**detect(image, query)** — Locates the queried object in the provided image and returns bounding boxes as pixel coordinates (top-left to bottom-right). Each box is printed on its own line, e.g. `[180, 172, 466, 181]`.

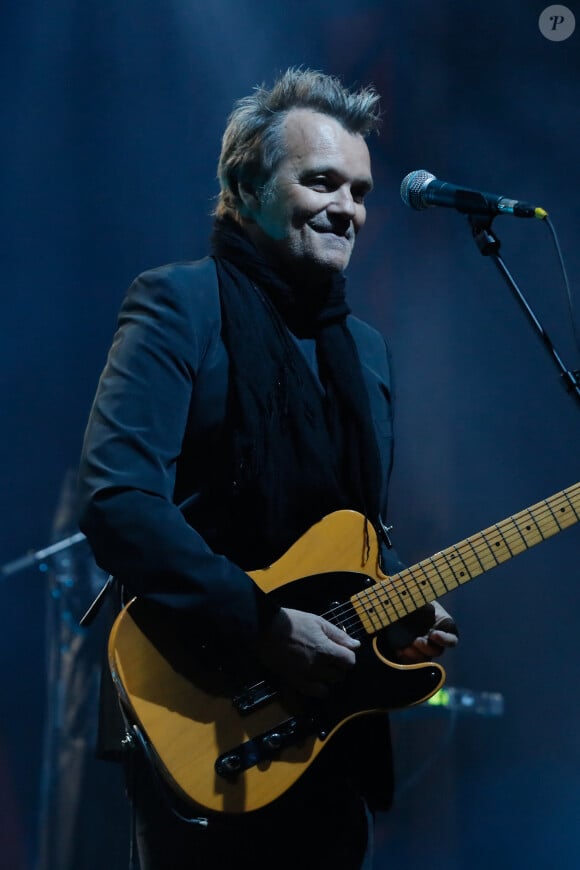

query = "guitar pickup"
[232, 681, 277, 714]
[215, 715, 318, 779]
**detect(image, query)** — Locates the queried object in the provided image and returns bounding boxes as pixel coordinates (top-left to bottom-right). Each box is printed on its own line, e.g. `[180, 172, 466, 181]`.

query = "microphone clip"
[468, 213, 501, 257]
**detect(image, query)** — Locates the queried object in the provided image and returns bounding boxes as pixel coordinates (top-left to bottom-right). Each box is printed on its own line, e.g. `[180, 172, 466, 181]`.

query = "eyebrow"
[301, 165, 374, 191]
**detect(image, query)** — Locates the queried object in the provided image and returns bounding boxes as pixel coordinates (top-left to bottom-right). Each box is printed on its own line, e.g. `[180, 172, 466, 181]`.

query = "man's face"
[243, 109, 373, 279]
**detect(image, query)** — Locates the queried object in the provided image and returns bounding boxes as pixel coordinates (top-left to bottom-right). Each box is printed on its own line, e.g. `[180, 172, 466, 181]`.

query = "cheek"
[259, 202, 294, 239]
[289, 207, 314, 230]
[289, 191, 324, 225]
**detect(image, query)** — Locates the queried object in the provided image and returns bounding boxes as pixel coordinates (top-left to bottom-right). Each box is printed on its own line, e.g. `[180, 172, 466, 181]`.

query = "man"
[78, 68, 458, 869]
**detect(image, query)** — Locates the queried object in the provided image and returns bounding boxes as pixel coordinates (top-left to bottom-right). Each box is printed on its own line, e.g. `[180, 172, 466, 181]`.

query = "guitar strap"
[79, 573, 114, 627]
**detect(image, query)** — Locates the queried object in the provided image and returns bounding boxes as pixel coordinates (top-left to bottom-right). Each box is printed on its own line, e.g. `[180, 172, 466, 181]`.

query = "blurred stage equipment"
[32, 469, 128, 870]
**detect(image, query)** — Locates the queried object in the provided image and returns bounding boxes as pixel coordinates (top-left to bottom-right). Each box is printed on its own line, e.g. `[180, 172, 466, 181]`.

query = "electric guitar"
[108, 482, 579, 815]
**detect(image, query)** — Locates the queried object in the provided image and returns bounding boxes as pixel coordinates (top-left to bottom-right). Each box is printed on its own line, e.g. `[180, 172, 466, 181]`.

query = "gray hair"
[214, 67, 381, 220]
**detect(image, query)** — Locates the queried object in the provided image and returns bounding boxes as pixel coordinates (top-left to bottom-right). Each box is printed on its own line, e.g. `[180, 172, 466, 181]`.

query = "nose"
[327, 185, 357, 219]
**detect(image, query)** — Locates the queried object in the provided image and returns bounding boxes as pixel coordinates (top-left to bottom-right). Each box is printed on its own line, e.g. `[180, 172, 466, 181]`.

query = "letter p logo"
[539, 5, 576, 40]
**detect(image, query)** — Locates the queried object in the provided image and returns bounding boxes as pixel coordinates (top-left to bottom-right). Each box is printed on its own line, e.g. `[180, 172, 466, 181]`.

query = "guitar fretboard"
[352, 483, 580, 635]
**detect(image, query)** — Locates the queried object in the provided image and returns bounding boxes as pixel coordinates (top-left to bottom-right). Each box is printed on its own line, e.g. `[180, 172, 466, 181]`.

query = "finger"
[433, 614, 459, 637]
[429, 628, 459, 649]
[397, 636, 444, 662]
[322, 619, 361, 650]
[417, 636, 445, 657]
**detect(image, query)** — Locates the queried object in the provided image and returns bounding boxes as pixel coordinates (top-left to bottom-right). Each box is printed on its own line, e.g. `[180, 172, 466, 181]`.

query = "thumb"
[322, 618, 361, 650]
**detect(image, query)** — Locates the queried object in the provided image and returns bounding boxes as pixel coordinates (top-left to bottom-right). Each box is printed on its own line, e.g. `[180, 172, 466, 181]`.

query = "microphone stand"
[1, 531, 87, 579]
[468, 214, 580, 408]
[1, 528, 114, 628]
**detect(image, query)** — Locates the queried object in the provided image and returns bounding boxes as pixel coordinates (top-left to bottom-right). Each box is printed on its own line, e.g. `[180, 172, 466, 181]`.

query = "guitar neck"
[352, 483, 580, 635]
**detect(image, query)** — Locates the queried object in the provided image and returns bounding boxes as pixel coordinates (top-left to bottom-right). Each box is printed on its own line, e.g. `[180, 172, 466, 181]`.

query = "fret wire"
[467, 531, 499, 571]
[563, 488, 580, 521]
[546, 502, 565, 530]
[409, 559, 435, 593]
[396, 565, 432, 607]
[353, 493, 577, 633]
[546, 496, 565, 530]
[437, 547, 472, 587]
[353, 569, 414, 624]
[372, 567, 431, 624]
[348, 575, 410, 633]
[316, 485, 580, 639]
[454, 539, 486, 576]
[372, 581, 401, 623]
[355, 578, 405, 627]
[495, 522, 516, 556]
[386, 570, 417, 616]
[415, 553, 456, 595]
[523, 506, 546, 540]
[359, 584, 391, 629]
[480, 525, 509, 563]
[510, 511, 532, 550]
[421, 553, 451, 600]
[519, 506, 548, 543]
[356, 587, 383, 632]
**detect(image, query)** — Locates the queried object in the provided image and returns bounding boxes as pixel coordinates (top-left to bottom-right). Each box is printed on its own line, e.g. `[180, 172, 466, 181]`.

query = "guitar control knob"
[262, 732, 283, 751]
[217, 753, 242, 774]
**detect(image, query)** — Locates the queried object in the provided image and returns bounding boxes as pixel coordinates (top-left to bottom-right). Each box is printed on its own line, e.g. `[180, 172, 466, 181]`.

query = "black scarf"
[210, 217, 382, 568]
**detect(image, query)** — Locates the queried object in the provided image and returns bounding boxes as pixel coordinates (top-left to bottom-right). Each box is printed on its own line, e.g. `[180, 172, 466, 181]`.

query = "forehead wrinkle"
[279, 110, 371, 184]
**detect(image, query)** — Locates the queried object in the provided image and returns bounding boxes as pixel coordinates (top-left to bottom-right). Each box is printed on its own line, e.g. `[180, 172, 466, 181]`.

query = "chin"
[320, 252, 352, 273]
[286, 244, 352, 280]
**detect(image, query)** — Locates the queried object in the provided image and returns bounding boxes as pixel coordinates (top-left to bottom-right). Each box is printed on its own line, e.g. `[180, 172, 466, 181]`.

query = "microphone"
[400, 169, 547, 219]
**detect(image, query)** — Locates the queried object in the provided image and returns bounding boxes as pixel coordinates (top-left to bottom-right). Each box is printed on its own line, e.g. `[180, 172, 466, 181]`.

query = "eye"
[306, 174, 334, 192]
[352, 185, 371, 204]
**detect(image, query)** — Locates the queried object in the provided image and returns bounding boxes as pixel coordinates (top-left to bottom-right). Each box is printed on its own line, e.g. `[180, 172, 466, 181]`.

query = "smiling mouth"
[310, 226, 352, 242]
[322, 232, 352, 244]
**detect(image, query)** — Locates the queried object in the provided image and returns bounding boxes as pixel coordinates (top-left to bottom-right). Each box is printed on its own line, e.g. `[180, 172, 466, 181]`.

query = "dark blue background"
[1, 2, 578, 867]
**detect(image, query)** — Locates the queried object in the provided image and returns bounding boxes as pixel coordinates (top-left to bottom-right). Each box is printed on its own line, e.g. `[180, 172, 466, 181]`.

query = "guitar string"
[247, 487, 579, 695]
[334, 489, 579, 635]
[389, 489, 575, 611]
[317, 488, 580, 640]
[347, 489, 578, 635]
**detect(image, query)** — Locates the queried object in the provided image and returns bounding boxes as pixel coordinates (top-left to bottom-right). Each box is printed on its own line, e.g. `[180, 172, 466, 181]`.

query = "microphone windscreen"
[400, 169, 435, 210]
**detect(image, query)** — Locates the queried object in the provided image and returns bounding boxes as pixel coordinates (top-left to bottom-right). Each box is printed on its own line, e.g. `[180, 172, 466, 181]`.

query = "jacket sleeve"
[77, 260, 278, 654]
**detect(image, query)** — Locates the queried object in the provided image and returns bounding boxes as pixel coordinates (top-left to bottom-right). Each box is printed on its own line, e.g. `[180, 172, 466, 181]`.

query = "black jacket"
[78, 256, 405, 811]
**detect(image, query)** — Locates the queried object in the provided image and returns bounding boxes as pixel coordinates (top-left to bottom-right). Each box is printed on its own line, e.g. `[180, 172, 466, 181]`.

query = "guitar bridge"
[215, 714, 320, 779]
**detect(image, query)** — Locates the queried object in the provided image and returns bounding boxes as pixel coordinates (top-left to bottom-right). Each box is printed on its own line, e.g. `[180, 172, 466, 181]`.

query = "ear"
[237, 179, 261, 219]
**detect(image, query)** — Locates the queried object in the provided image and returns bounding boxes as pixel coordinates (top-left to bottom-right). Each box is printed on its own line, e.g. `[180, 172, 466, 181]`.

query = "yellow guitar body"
[108, 483, 579, 814]
[108, 510, 442, 814]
